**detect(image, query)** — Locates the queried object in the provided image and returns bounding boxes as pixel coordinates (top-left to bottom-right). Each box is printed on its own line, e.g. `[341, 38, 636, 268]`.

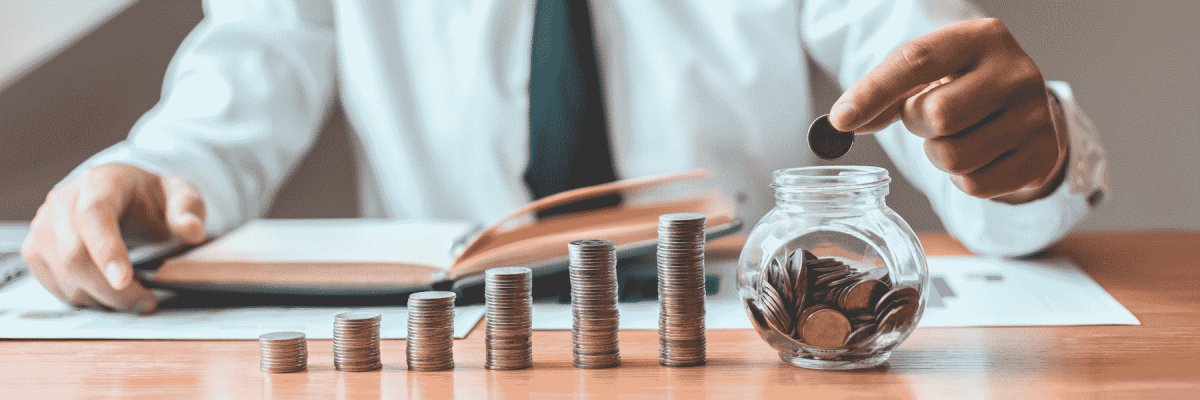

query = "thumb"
[161, 176, 206, 244]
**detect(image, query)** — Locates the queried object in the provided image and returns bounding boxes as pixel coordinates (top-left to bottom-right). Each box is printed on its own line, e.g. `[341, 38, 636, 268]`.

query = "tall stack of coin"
[333, 311, 382, 372]
[258, 331, 307, 373]
[406, 291, 456, 371]
[656, 213, 708, 367]
[568, 239, 621, 369]
[484, 266, 534, 370]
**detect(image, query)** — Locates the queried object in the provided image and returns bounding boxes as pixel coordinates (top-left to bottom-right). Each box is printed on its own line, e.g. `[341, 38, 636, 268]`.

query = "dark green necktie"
[524, 0, 620, 218]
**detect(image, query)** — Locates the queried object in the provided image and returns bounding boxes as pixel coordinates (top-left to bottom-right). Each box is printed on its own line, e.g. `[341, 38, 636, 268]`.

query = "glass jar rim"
[771, 166, 890, 191]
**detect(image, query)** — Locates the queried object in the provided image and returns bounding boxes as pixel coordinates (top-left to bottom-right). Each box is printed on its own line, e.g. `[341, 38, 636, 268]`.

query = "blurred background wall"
[1, 1, 1197, 232]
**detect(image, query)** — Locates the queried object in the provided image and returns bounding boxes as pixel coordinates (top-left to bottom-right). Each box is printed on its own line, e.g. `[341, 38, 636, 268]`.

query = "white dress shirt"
[66, 0, 1109, 257]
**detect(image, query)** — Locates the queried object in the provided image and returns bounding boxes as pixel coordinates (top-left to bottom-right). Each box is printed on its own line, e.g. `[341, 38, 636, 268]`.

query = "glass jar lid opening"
[771, 166, 890, 192]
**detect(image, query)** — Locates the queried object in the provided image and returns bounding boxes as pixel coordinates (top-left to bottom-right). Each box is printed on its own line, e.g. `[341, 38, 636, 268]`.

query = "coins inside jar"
[750, 249, 919, 350]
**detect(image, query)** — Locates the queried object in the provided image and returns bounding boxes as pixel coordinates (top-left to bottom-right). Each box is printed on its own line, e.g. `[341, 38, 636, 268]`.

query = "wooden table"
[2, 232, 1198, 398]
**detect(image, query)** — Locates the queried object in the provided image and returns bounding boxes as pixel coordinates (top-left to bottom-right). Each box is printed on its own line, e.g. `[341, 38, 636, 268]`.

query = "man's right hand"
[20, 163, 206, 314]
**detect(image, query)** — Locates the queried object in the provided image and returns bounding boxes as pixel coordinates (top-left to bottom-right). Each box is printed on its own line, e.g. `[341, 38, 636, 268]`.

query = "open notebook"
[147, 170, 742, 295]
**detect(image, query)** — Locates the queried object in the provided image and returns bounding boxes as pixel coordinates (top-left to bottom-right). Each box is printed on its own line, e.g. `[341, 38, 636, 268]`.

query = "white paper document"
[0, 276, 485, 339]
[531, 256, 1139, 330]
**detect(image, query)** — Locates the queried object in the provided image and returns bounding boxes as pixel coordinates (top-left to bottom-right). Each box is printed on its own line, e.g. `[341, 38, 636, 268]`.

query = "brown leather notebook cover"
[149, 170, 741, 295]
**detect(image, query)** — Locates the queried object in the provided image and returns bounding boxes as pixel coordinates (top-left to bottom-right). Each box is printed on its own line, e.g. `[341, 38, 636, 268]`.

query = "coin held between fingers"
[808, 114, 855, 160]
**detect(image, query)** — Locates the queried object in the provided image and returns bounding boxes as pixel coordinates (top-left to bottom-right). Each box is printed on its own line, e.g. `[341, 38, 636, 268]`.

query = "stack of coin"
[568, 239, 621, 369]
[258, 331, 307, 373]
[750, 249, 920, 350]
[484, 266, 534, 370]
[333, 311, 382, 372]
[406, 291, 456, 371]
[656, 213, 708, 367]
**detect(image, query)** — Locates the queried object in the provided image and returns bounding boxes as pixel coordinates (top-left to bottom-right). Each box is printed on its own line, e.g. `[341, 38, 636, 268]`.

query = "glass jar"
[737, 166, 927, 370]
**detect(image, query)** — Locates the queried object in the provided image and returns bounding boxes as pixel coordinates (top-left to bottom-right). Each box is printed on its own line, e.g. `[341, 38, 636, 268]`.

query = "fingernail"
[105, 261, 130, 291]
[134, 298, 157, 316]
[832, 102, 859, 131]
[175, 213, 206, 243]
[176, 212, 202, 227]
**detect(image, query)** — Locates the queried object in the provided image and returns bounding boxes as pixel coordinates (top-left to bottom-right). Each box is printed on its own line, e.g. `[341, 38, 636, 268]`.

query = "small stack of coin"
[333, 311, 382, 372]
[406, 291, 456, 371]
[484, 267, 534, 370]
[656, 213, 708, 367]
[568, 239, 621, 369]
[750, 249, 920, 350]
[258, 331, 307, 373]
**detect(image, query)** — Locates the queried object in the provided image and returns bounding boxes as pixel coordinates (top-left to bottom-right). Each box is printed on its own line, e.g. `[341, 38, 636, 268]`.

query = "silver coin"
[485, 265, 534, 370]
[258, 331, 306, 342]
[406, 290, 457, 371]
[258, 331, 309, 373]
[656, 213, 708, 367]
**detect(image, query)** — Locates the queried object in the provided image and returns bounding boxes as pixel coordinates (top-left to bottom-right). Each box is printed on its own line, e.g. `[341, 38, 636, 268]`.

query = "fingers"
[901, 59, 1044, 140]
[21, 163, 178, 314]
[74, 192, 133, 291]
[162, 176, 206, 244]
[919, 96, 1052, 176]
[61, 249, 158, 315]
[830, 18, 1004, 131]
[27, 203, 154, 313]
[949, 124, 1059, 199]
[21, 236, 71, 303]
[853, 82, 935, 134]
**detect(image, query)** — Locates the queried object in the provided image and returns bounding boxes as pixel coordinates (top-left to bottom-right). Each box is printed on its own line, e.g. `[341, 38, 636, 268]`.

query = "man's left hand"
[829, 18, 1068, 203]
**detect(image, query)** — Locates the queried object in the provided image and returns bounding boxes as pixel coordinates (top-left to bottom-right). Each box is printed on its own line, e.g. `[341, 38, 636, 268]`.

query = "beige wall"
[2, 1, 1196, 232]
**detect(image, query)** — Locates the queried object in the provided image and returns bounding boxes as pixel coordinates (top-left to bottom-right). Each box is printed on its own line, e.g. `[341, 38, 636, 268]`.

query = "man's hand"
[20, 163, 206, 314]
[829, 18, 1068, 203]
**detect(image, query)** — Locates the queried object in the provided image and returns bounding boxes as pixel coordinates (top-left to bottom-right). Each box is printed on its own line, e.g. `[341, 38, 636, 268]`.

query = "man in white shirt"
[21, 0, 1108, 314]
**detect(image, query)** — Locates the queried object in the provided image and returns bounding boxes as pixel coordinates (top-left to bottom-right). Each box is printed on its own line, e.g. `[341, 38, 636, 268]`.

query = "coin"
[333, 311, 381, 372]
[874, 287, 919, 316]
[657, 213, 708, 367]
[258, 331, 307, 373]
[843, 322, 879, 347]
[808, 114, 854, 160]
[406, 291, 456, 371]
[788, 250, 811, 313]
[758, 282, 791, 336]
[750, 247, 921, 352]
[569, 239, 622, 369]
[841, 279, 887, 315]
[801, 308, 851, 350]
[485, 266, 533, 370]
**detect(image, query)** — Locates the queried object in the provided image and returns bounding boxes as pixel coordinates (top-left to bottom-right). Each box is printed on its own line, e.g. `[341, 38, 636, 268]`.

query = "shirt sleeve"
[801, 0, 1111, 257]
[58, 0, 337, 236]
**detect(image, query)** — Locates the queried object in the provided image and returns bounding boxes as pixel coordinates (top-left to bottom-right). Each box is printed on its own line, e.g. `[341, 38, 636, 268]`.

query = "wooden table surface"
[2, 231, 1198, 398]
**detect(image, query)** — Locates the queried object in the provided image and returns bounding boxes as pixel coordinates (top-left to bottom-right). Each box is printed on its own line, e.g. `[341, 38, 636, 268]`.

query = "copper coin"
[808, 114, 854, 160]
[843, 322, 879, 347]
[788, 250, 810, 313]
[747, 299, 772, 331]
[813, 269, 852, 287]
[874, 287, 919, 316]
[794, 304, 832, 340]
[759, 284, 791, 336]
[842, 279, 887, 314]
[768, 258, 792, 307]
[878, 302, 917, 332]
[862, 267, 890, 285]
[827, 271, 868, 288]
[801, 308, 852, 349]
